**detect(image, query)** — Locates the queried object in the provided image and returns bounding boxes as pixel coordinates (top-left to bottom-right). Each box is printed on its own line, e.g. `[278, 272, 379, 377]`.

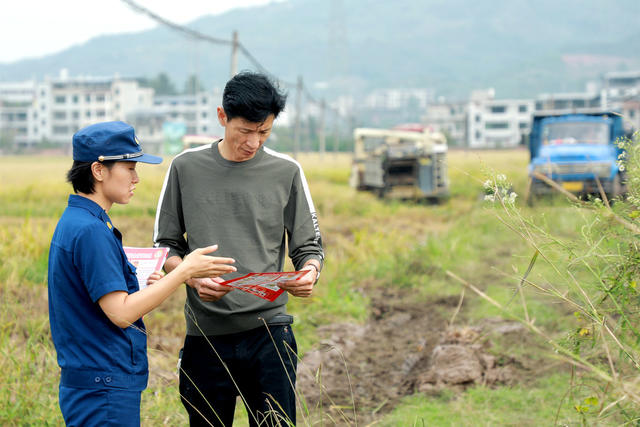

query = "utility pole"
[319, 99, 326, 158]
[293, 75, 303, 159]
[332, 116, 339, 154]
[230, 30, 239, 78]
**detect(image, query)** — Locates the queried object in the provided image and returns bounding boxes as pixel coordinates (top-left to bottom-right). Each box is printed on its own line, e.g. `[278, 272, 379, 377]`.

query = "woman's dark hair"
[66, 160, 115, 194]
[222, 71, 287, 123]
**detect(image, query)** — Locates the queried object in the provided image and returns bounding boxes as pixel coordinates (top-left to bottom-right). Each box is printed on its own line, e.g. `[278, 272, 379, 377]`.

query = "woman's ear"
[91, 161, 105, 182]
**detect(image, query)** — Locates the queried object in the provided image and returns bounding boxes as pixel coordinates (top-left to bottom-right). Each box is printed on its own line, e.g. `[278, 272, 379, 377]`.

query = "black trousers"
[179, 324, 298, 426]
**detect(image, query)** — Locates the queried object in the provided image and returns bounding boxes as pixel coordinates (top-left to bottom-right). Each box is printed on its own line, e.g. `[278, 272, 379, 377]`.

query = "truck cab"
[528, 110, 626, 199]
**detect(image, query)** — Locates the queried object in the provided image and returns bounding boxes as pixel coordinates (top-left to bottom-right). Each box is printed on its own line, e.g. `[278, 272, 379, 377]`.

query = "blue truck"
[528, 109, 627, 200]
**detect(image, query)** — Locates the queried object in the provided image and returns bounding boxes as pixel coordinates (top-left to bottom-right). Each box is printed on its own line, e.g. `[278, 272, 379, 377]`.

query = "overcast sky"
[0, 0, 273, 63]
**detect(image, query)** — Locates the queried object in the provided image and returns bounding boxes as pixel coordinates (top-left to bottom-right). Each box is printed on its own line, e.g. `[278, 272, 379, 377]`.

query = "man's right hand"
[186, 277, 233, 302]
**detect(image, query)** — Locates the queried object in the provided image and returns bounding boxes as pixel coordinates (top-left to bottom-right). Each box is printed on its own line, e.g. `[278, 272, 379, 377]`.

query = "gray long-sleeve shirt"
[153, 141, 324, 335]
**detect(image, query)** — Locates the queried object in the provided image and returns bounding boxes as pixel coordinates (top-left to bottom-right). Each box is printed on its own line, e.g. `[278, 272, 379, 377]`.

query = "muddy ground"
[296, 285, 535, 425]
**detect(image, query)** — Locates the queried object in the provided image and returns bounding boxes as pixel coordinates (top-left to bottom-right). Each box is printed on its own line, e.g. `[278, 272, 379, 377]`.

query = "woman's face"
[101, 161, 139, 205]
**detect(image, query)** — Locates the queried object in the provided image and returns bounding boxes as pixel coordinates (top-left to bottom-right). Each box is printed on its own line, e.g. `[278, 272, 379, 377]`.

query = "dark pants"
[179, 324, 298, 426]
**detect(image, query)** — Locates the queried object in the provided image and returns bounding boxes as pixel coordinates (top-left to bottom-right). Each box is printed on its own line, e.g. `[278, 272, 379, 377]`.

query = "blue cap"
[72, 121, 162, 164]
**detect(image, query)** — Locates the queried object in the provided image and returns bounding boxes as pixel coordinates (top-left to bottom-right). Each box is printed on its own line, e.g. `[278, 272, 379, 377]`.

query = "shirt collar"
[67, 194, 112, 224]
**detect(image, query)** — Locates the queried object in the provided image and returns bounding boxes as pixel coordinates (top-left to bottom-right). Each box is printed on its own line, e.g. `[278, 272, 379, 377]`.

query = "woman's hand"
[146, 270, 165, 286]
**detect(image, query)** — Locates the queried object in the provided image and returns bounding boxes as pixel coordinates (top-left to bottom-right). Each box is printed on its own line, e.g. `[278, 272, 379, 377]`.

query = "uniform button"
[94, 377, 101, 383]
[105, 377, 112, 383]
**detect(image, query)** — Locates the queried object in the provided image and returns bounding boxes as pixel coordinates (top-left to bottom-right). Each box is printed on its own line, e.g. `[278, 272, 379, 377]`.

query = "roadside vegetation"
[1, 144, 638, 425]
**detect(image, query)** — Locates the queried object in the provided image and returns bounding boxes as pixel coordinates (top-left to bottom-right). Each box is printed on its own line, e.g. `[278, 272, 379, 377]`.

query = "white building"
[421, 102, 467, 146]
[467, 95, 533, 148]
[425, 90, 533, 148]
[0, 80, 38, 147]
[151, 91, 222, 137]
[364, 88, 433, 110]
[534, 91, 603, 112]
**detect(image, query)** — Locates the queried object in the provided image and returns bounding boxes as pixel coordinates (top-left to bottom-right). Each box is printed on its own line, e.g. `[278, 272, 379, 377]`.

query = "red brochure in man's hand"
[220, 271, 308, 302]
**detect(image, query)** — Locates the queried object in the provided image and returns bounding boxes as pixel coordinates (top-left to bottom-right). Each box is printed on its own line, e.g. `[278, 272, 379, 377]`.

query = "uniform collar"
[68, 194, 113, 226]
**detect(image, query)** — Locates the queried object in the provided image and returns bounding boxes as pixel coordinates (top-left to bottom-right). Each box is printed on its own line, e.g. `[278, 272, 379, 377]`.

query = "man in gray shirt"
[154, 71, 324, 426]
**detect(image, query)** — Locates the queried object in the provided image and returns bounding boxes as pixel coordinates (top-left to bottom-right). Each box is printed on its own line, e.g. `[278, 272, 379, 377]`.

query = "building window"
[73, 95, 79, 104]
[573, 100, 585, 108]
[490, 105, 506, 113]
[201, 97, 208, 104]
[55, 95, 66, 104]
[202, 126, 208, 132]
[53, 126, 68, 134]
[535, 101, 543, 110]
[72, 111, 80, 119]
[53, 111, 66, 120]
[629, 110, 636, 118]
[518, 105, 527, 113]
[202, 112, 208, 118]
[115, 88, 120, 95]
[85, 94, 91, 102]
[97, 110, 106, 118]
[475, 115, 481, 123]
[86, 111, 91, 118]
[41, 104, 46, 111]
[96, 95, 105, 102]
[485, 122, 509, 130]
[519, 122, 528, 129]
[475, 130, 481, 140]
[115, 103, 120, 110]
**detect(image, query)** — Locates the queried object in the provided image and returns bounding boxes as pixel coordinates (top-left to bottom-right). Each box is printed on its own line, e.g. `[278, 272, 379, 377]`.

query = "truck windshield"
[542, 122, 609, 145]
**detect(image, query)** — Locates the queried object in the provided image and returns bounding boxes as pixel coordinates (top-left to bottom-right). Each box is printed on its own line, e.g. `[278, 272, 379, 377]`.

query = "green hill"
[1, 0, 638, 99]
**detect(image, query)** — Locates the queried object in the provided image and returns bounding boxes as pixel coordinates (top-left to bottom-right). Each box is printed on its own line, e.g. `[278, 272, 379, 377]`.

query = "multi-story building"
[421, 102, 467, 146]
[534, 91, 603, 112]
[426, 90, 533, 148]
[467, 96, 534, 148]
[0, 80, 38, 147]
[364, 88, 433, 111]
[151, 91, 222, 137]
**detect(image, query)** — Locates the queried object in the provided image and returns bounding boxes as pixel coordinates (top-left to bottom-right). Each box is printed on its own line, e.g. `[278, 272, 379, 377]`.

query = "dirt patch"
[297, 287, 529, 425]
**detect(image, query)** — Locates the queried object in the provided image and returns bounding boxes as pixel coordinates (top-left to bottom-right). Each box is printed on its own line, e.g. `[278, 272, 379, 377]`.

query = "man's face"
[217, 107, 275, 162]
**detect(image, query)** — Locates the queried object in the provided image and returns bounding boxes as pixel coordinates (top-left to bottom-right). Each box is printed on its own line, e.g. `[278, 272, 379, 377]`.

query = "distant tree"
[183, 74, 205, 95]
[139, 73, 178, 96]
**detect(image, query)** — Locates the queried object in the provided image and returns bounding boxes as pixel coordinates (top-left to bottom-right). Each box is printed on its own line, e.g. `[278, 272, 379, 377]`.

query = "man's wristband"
[306, 263, 321, 284]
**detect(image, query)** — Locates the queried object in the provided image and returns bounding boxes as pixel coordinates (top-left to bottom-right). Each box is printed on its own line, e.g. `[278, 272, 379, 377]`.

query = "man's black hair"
[222, 71, 287, 123]
[66, 160, 115, 194]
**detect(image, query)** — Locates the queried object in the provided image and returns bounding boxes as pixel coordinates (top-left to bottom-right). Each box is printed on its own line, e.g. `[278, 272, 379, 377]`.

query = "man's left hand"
[278, 264, 318, 298]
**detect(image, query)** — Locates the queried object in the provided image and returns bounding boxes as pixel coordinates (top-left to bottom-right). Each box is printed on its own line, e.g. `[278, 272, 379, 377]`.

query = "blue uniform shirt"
[48, 194, 148, 390]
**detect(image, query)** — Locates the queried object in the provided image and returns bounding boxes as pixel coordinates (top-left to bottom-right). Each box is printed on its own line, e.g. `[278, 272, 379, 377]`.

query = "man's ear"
[91, 162, 105, 182]
[217, 107, 227, 127]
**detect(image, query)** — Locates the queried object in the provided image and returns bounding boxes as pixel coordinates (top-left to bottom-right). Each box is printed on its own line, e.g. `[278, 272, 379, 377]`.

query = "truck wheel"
[611, 173, 623, 199]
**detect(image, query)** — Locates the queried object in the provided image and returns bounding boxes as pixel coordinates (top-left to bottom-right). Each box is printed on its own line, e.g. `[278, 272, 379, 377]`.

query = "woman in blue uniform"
[47, 121, 237, 426]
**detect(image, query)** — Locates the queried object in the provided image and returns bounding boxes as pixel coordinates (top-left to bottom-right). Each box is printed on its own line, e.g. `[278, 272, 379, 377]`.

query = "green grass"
[381, 374, 588, 427]
[1, 150, 635, 425]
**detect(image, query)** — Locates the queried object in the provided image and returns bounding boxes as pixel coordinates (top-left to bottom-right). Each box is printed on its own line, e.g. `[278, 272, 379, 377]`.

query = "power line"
[120, 0, 231, 45]
[120, 0, 351, 147]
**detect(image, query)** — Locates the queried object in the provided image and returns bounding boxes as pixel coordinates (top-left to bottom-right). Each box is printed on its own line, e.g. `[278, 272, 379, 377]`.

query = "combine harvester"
[349, 124, 449, 201]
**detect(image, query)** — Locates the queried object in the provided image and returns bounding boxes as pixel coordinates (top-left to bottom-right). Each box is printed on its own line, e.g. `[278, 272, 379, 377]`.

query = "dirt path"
[297, 285, 529, 425]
